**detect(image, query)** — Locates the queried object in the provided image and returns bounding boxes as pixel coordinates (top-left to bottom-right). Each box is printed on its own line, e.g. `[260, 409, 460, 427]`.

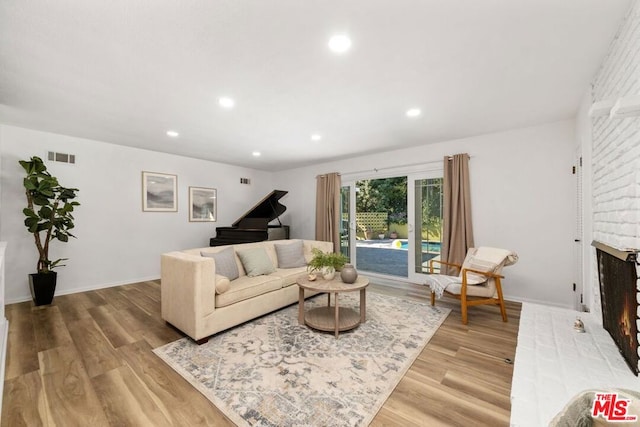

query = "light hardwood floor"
[1, 280, 521, 426]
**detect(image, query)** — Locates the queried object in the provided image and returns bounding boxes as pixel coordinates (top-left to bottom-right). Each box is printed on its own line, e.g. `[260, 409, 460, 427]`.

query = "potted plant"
[308, 248, 348, 280]
[20, 156, 80, 306]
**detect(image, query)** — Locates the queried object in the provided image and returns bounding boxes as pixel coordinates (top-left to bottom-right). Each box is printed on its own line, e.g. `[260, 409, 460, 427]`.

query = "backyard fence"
[356, 212, 388, 238]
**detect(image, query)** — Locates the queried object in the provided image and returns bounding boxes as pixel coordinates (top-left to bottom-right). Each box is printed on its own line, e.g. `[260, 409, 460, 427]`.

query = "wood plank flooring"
[1, 280, 520, 426]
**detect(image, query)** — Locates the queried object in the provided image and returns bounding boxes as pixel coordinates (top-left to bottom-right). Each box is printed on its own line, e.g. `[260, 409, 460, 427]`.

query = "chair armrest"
[429, 258, 462, 273]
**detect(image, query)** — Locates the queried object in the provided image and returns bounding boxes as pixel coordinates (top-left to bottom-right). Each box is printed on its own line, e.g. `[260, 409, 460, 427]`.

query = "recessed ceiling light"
[328, 34, 352, 54]
[311, 134, 322, 141]
[252, 151, 261, 157]
[406, 108, 422, 118]
[166, 130, 179, 137]
[218, 97, 235, 109]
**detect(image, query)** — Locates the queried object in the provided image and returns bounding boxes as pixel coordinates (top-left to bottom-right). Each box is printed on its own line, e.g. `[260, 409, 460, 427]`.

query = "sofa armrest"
[161, 251, 217, 340]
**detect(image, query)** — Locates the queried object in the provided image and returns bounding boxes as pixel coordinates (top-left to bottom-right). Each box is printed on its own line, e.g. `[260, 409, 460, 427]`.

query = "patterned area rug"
[153, 292, 450, 427]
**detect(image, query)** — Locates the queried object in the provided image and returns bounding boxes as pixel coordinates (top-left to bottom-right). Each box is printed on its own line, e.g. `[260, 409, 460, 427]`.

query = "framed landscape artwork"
[142, 171, 178, 212]
[189, 186, 217, 222]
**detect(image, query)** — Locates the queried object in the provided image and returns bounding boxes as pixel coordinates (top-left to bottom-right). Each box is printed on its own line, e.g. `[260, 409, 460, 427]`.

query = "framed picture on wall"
[142, 171, 178, 212]
[189, 186, 217, 222]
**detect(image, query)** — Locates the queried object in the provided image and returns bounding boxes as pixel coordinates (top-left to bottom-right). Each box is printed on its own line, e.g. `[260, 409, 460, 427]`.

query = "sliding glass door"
[407, 173, 443, 281]
[341, 170, 442, 282]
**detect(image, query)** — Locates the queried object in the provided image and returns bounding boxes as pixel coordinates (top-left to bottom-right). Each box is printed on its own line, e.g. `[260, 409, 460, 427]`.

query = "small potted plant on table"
[308, 248, 348, 280]
[20, 156, 80, 306]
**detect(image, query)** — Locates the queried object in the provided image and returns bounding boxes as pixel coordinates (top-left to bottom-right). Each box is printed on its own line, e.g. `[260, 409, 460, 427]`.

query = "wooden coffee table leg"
[360, 288, 366, 323]
[334, 292, 339, 338]
[298, 287, 304, 325]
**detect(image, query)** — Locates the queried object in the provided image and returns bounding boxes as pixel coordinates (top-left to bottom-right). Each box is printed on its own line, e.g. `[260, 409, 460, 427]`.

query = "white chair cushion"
[444, 281, 497, 298]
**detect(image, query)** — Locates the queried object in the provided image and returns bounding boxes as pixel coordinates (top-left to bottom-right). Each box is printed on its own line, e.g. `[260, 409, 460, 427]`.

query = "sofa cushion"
[236, 247, 276, 277]
[215, 276, 282, 308]
[201, 248, 239, 280]
[272, 267, 308, 287]
[275, 240, 307, 268]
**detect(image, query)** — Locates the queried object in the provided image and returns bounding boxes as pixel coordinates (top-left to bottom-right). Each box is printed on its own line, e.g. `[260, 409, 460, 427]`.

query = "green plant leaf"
[22, 208, 37, 218]
[38, 206, 52, 218]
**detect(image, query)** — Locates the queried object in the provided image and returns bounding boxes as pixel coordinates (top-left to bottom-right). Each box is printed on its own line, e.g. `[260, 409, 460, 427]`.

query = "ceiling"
[0, 1, 632, 171]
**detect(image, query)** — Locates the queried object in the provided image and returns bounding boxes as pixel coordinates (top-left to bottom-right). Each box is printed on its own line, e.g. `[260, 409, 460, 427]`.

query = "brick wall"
[590, 2, 640, 319]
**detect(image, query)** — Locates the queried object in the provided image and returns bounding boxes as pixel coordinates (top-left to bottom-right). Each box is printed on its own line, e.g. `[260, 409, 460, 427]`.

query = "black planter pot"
[29, 272, 57, 306]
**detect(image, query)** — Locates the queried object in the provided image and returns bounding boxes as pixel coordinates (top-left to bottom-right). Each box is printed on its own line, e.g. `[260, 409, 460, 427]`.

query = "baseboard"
[503, 294, 573, 309]
[5, 275, 161, 304]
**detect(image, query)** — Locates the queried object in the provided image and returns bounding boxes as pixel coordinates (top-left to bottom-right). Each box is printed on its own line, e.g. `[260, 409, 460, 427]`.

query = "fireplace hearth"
[592, 241, 639, 376]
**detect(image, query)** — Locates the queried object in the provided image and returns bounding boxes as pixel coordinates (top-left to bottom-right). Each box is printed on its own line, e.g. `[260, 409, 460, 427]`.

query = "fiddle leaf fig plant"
[20, 156, 80, 273]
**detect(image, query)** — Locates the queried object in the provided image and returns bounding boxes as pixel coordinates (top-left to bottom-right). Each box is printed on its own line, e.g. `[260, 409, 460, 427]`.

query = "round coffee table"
[296, 275, 370, 338]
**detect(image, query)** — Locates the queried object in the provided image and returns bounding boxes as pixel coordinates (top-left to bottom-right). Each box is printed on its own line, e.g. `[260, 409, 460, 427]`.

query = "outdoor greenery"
[307, 248, 348, 272]
[20, 156, 80, 273]
[353, 177, 443, 241]
[356, 177, 407, 224]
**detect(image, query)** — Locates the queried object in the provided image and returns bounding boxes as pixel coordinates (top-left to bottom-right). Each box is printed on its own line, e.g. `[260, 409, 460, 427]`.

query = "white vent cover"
[47, 151, 76, 164]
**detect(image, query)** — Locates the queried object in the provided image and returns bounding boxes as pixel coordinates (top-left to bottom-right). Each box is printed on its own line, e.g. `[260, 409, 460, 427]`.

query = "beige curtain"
[315, 172, 341, 252]
[441, 153, 474, 274]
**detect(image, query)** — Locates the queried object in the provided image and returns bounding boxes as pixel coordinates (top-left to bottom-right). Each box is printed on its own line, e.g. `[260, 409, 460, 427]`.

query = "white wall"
[275, 120, 577, 308]
[0, 125, 274, 302]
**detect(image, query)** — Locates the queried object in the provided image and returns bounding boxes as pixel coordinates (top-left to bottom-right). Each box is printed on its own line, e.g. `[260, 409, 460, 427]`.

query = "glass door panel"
[354, 177, 408, 277]
[408, 175, 443, 281]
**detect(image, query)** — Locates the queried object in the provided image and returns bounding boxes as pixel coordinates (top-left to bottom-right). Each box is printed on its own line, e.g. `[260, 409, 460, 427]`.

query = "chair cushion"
[201, 247, 239, 281]
[426, 273, 497, 298]
[236, 247, 276, 277]
[444, 281, 497, 298]
[275, 240, 307, 268]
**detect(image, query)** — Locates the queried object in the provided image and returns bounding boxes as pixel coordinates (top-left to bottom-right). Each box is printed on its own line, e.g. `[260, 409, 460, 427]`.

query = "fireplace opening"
[593, 241, 639, 376]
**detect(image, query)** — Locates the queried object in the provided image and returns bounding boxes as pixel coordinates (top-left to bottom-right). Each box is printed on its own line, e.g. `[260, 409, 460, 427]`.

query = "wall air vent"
[47, 151, 76, 164]
[240, 178, 251, 185]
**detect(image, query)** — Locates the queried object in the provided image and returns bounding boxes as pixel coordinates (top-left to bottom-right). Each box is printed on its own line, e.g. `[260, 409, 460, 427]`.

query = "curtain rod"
[320, 155, 472, 178]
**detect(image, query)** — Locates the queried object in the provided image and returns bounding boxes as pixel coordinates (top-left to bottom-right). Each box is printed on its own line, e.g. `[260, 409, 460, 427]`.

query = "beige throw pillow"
[236, 247, 276, 277]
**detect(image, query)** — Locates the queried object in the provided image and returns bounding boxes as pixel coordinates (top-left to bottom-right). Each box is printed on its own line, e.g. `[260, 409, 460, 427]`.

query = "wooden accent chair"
[425, 247, 518, 324]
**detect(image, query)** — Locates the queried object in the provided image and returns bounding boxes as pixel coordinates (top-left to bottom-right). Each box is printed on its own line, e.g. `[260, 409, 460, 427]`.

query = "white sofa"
[161, 239, 333, 343]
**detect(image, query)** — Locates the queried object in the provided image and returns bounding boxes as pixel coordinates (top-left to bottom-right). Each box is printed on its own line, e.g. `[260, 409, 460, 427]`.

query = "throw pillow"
[275, 240, 307, 268]
[201, 247, 239, 281]
[214, 275, 231, 294]
[460, 251, 499, 285]
[236, 247, 276, 277]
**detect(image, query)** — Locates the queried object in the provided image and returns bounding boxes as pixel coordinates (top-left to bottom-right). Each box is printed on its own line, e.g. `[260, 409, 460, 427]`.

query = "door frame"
[341, 163, 443, 283]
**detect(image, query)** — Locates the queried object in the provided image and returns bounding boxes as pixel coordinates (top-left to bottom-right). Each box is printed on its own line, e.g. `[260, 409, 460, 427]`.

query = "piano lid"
[231, 190, 288, 227]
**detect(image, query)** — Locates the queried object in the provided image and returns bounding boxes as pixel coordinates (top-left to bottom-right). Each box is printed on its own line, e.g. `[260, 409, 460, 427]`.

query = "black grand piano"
[209, 190, 290, 246]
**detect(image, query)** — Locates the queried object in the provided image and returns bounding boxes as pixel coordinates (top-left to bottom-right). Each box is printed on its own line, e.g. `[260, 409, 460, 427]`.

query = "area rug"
[153, 292, 450, 427]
